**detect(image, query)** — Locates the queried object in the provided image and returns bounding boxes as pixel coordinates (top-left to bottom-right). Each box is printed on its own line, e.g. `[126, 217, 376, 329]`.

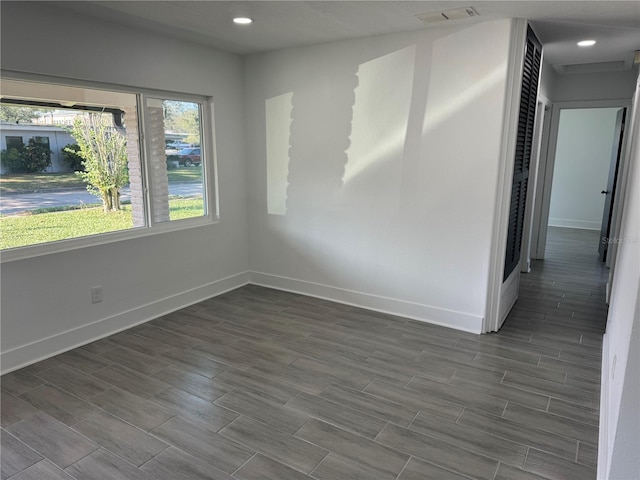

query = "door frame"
[530, 99, 631, 261]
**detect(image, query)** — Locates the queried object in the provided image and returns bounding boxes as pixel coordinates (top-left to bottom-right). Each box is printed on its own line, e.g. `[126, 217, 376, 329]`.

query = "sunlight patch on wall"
[422, 63, 506, 135]
[422, 24, 508, 136]
[343, 46, 415, 185]
[266, 92, 293, 215]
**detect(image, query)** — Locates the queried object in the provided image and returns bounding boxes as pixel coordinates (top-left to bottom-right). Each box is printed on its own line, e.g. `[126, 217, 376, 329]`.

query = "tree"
[0, 105, 39, 124]
[61, 143, 85, 171]
[68, 113, 129, 212]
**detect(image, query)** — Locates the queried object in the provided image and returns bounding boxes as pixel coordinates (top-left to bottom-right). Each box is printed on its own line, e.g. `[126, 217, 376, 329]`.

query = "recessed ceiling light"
[577, 40, 596, 47]
[233, 17, 253, 25]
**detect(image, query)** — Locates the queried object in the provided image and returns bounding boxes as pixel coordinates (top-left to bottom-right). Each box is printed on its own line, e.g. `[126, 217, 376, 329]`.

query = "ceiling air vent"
[416, 6, 479, 24]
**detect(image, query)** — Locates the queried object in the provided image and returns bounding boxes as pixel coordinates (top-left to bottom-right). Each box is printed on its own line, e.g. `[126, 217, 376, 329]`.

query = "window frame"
[0, 71, 219, 263]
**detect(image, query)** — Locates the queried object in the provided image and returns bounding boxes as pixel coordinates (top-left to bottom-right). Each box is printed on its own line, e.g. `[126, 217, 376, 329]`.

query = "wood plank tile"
[99, 346, 170, 375]
[89, 387, 174, 431]
[152, 416, 253, 473]
[215, 388, 309, 434]
[319, 384, 417, 427]
[503, 371, 598, 407]
[92, 364, 170, 398]
[214, 367, 300, 404]
[107, 331, 174, 356]
[472, 353, 566, 384]
[234, 454, 313, 480]
[311, 452, 398, 480]
[376, 423, 499, 480]
[220, 416, 328, 474]
[0, 371, 44, 396]
[1, 428, 42, 479]
[1, 391, 38, 427]
[132, 324, 203, 350]
[502, 401, 599, 444]
[7, 460, 75, 480]
[227, 338, 300, 364]
[290, 357, 372, 391]
[140, 446, 234, 480]
[159, 348, 228, 378]
[448, 369, 550, 411]
[150, 387, 238, 432]
[295, 419, 408, 478]
[73, 410, 168, 466]
[577, 441, 598, 468]
[409, 412, 527, 467]
[19, 384, 98, 427]
[363, 379, 462, 422]
[407, 375, 507, 417]
[547, 398, 600, 426]
[524, 448, 596, 480]
[151, 366, 229, 402]
[286, 391, 386, 438]
[79, 338, 120, 355]
[397, 457, 471, 480]
[55, 349, 112, 374]
[7, 413, 98, 469]
[248, 361, 331, 395]
[65, 448, 153, 480]
[494, 463, 550, 480]
[35, 365, 111, 400]
[457, 409, 578, 461]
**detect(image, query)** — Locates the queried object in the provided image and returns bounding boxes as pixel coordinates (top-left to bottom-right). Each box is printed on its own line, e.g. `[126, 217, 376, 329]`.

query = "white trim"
[598, 332, 610, 479]
[250, 271, 483, 334]
[521, 96, 551, 267]
[0, 271, 249, 374]
[548, 218, 602, 230]
[485, 18, 528, 333]
[498, 267, 520, 328]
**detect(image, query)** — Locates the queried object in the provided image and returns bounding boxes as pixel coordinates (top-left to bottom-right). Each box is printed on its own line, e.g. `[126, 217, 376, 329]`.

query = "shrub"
[0, 139, 52, 173]
[1, 148, 23, 172]
[62, 143, 85, 171]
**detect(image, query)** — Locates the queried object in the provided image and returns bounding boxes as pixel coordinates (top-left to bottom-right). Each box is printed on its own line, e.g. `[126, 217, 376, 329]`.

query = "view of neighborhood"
[0, 101, 206, 250]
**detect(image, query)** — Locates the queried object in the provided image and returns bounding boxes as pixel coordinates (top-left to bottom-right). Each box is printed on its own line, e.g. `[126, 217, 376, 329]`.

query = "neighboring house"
[0, 122, 76, 174]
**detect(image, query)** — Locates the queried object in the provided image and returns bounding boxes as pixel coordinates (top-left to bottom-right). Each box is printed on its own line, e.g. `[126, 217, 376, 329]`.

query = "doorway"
[531, 101, 630, 266]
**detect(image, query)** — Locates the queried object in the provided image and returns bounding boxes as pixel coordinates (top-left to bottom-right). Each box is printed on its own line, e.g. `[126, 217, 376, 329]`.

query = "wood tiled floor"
[1, 227, 607, 479]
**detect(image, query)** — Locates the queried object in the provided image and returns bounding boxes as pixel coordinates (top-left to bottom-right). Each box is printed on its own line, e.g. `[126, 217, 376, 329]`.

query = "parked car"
[176, 147, 201, 166]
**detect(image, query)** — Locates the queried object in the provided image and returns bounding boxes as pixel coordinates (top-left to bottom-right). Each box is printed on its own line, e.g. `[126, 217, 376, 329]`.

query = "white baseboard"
[0, 271, 249, 375]
[598, 332, 609, 480]
[249, 271, 483, 334]
[548, 218, 601, 230]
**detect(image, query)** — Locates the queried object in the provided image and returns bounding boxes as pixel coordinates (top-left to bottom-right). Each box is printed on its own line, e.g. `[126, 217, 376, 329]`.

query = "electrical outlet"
[91, 286, 103, 304]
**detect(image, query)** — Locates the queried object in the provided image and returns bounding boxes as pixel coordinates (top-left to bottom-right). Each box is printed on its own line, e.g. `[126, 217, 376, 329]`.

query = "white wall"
[599, 75, 640, 480]
[0, 2, 249, 372]
[551, 69, 637, 102]
[244, 19, 517, 333]
[548, 108, 620, 230]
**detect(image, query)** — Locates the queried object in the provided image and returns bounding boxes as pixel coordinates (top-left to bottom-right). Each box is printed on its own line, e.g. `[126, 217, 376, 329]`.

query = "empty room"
[1, 2, 639, 480]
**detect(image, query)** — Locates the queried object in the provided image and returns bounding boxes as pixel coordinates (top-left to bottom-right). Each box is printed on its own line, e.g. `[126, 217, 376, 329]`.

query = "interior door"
[598, 107, 627, 262]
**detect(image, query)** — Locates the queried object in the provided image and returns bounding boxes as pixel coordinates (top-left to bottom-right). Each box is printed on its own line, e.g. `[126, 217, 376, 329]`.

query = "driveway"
[0, 182, 203, 215]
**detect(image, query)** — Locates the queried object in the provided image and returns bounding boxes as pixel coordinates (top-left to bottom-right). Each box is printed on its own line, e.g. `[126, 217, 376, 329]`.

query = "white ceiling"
[55, 1, 640, 71]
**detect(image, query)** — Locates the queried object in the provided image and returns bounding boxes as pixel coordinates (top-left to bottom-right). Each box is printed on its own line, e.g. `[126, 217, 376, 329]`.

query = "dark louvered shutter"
[504, 26, 542, 281]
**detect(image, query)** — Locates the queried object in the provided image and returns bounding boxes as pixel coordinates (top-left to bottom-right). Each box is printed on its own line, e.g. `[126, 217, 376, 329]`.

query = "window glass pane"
[0, 84, 143, 250]
[5, 136, 24, 151]
[147, 98, 206, 223]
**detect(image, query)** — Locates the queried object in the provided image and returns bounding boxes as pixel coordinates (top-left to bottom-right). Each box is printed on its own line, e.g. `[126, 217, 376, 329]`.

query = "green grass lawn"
[1, 167, 202, 194]
[1, 198, 205, 250]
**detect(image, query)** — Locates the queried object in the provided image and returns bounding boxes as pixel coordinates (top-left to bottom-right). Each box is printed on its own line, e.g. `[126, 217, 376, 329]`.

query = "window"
[0, 78, 215, 258]
[5, 136, 24, 151]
